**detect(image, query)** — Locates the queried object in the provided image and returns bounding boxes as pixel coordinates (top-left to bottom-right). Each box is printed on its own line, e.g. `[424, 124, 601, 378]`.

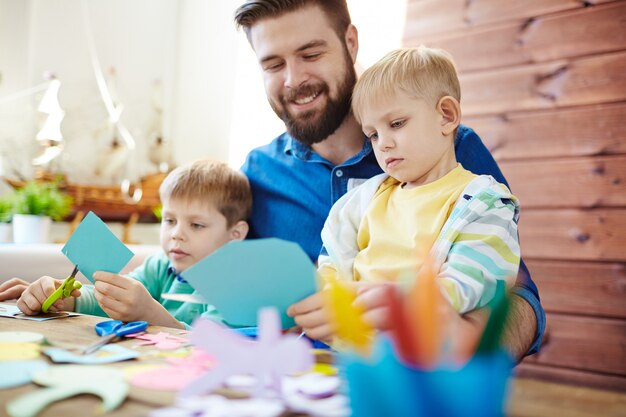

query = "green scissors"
[42, 265, 82, 313]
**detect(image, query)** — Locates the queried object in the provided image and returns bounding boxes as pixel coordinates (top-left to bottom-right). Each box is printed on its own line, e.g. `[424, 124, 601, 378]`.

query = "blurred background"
[0, 0, 625, 394]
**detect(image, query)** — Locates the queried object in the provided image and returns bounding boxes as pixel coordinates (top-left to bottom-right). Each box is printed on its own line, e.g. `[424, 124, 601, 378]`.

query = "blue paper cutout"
[0, 360, 48, 388]
[181, 238, 317, 328]
[342, 337, 513, 417]
[43, 344, 139, 364]
[61, 211, 134, 282]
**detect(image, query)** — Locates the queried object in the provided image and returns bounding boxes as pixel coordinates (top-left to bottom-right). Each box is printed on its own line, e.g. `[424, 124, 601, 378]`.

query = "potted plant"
[12, 181, 73, 244]
[0, 195, 13, 243]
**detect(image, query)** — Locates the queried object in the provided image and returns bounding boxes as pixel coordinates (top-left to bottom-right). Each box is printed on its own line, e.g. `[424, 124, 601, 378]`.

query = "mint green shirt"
[74, 252, 224, 329]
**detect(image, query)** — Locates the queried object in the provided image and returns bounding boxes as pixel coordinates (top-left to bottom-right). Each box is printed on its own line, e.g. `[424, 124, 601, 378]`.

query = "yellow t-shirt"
[354, 164, 477, 283]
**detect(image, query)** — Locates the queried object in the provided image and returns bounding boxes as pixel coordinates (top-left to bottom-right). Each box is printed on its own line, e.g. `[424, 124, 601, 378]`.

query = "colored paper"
[0, 302, 78, 320]
[323, 279, 374, 355]
[180, 307, 313, 398]
[127, 332, 188, 350]
[43, 344, 139, 364]
[181, 238, 317, 328]
[130, 350, 213, 391]
[0, 360, 48, 388]
[6, 365, 128, 417]
[342, 337, 513, 417]
[148, 395, 285, 417]
[0, 342, 40, 360]
[0, 331, 44, 344]
[476, 280, 510, 354]
[61, 211, 134, 282]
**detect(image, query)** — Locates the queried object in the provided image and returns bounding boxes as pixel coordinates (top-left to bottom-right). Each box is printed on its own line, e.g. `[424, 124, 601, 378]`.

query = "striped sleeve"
[437, 190, 520, 313]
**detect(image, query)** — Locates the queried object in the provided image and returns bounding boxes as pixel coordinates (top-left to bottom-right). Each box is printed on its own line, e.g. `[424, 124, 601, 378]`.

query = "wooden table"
[1, 314, 625, 417]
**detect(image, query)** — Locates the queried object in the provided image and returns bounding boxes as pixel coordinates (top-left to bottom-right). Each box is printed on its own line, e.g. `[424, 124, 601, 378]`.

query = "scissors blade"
[69, 265, 79, 279]
[82, 333, 117, 355]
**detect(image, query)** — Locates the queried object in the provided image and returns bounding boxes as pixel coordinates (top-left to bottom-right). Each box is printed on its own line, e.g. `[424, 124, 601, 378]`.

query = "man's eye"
[303, 53, 321, 60]
[191, 223, 205, 229]
[391, 120, 406, 129]
[264, 62, 283, 72]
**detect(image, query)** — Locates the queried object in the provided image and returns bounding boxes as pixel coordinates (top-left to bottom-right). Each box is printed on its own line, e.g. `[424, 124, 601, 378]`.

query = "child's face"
[360, 91, 456, 189]
[160, 197, 237, 272]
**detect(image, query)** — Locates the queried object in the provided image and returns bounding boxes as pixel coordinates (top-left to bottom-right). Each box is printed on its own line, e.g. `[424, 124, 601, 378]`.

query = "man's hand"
[93, 272, 184, 329]
[17, 276, 79, 315]
[287, 291, 336, 342]
[0, 278, 31, 301]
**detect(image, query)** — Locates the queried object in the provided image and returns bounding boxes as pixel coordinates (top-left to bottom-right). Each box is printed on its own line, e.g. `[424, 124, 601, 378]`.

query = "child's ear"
[229, 220, 249, 241]
[437, 96, 461, 136]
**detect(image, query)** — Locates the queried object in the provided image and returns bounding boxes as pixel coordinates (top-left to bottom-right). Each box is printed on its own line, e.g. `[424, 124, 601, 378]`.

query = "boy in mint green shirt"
[17, 160, 252, 329]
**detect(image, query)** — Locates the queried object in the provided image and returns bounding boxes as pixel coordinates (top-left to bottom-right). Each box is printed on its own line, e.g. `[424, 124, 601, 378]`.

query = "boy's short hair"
[159, 160, 252, 227]
[234, 0, 351, 42]
[352, 46, 461, 125]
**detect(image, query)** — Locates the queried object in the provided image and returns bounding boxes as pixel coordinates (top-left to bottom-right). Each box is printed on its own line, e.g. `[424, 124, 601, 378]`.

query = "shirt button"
[335, 170, 343, 177]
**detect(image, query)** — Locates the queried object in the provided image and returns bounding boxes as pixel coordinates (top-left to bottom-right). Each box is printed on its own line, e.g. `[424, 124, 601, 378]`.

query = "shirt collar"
[166, 265, 188, 283]
[283, 132, 373, 165]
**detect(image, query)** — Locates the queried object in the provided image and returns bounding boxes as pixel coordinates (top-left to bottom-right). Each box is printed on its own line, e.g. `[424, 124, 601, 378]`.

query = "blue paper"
[61, 211, 134, 282]
[342, 338, 513, 417]
[43, 344, 139, 364]
[181, 238, 317, 328]
[0, 360, 48, 388]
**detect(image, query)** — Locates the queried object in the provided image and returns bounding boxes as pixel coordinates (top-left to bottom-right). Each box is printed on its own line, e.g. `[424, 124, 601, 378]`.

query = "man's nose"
[284, 61, 308, 89]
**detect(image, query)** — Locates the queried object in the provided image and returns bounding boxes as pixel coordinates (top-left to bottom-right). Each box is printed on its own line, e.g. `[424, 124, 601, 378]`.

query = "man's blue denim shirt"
[241, 124, 545, 355]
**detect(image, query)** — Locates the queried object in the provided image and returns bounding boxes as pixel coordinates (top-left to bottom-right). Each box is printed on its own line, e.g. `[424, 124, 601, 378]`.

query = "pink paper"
[180, 308, 313, 398]
[127, 332, 188, 350]
[131, 349, 213, 391]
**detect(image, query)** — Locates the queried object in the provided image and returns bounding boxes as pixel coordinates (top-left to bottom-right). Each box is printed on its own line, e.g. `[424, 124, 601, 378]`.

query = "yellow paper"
[0, 342, 40, 361]
[323, 279, 374, 356]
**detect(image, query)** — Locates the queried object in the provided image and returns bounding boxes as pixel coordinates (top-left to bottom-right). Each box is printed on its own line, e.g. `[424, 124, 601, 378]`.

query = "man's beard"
[271, 56, 357, 147]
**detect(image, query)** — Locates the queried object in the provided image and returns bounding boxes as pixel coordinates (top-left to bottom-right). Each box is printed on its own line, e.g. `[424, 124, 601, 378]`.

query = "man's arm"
[455, 125, 545, 357]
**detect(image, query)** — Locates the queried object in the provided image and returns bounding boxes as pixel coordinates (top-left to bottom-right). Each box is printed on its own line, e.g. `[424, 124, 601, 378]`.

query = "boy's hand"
[354, 283, 394, 330]
[93, 272, 158, 322]
[17, 276, 79, 315]
[287, 291, 336, 342]
[0, 278, 30, 301]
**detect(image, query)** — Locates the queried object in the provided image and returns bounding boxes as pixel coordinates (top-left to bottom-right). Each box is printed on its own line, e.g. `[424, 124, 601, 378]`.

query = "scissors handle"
[84, 320, 148, 355]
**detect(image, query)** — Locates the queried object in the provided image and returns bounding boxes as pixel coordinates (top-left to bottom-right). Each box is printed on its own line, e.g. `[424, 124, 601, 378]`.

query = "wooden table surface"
[1, 313, 625, 417]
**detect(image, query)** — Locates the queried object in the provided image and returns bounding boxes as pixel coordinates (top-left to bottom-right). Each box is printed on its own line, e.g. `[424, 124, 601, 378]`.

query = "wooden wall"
[403, 0, 626, 391]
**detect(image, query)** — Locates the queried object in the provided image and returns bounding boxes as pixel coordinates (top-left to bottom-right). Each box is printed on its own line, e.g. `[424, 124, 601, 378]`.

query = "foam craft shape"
[342, 338, 513, 417]
[43, 344, 139, 364]
[180, 307, 314, 398]
[181, 238, 317, 328]
[62, 211, 134, 282]
[6, 365, 128, 417]
[0, 360, 48, 389]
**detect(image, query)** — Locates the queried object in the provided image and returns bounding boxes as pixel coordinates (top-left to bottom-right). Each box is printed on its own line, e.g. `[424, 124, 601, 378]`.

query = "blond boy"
[18, 160, 252, 329]
[319, 47, 520, 314]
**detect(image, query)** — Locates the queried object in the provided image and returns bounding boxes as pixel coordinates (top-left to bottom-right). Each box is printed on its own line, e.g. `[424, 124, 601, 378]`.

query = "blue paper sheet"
[61, 211, 134, 282]
[181, 238, 317, 328]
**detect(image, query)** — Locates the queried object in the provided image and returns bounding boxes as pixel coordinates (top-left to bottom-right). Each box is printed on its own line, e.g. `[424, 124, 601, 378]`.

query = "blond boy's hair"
[352, 46, 461, 125]
[159, 160, 252, 227]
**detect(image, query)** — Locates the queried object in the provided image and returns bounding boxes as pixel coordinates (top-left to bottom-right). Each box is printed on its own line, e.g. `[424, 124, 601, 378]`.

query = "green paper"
[476, 280, 509, 353]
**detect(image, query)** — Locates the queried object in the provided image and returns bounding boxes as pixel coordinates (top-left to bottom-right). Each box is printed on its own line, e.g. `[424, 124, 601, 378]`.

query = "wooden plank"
[518, 209, 626, 262]
[464, 103, 626, 160]
[406, 2, 626, 72]
[515, 363, 626, 393]
[460, 51, 626, 116]
[403, 0, 613, 40]
[524, 314, 626, 376]
[500, 155, 626, 208]
[525, 259, 626, 319]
